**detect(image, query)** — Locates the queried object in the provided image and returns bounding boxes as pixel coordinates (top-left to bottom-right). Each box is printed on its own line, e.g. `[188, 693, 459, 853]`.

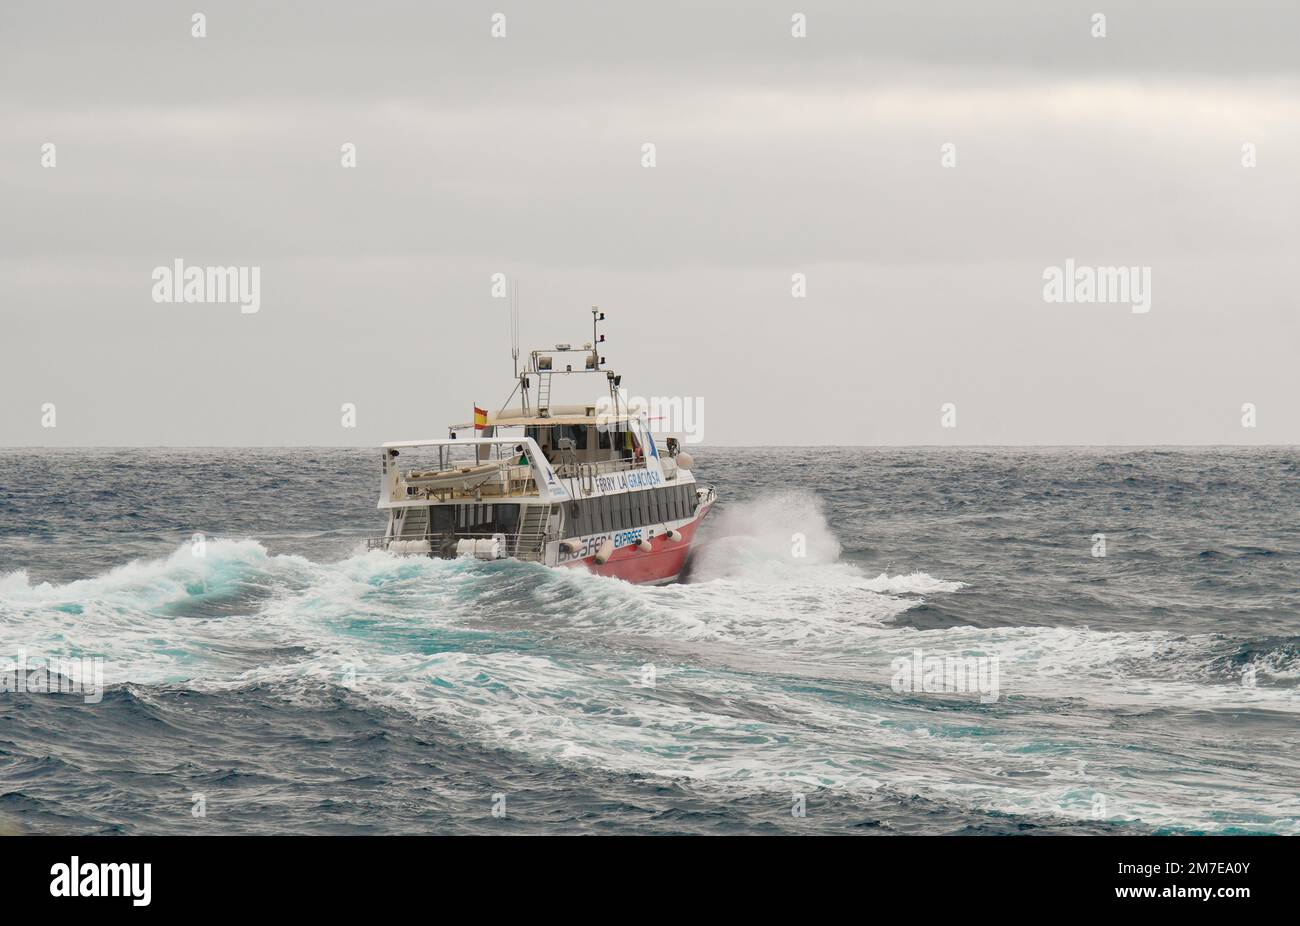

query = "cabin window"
[593, 423, 632, 457]
[453, 504, 503, 533]
[554, 424, 587, 450]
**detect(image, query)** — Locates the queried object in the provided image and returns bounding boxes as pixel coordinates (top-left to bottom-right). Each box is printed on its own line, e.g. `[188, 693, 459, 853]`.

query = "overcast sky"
[2, 0, 1297, 446]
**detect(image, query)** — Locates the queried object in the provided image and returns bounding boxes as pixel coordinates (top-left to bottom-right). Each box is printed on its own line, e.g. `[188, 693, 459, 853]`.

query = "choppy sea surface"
[0, 447, 1296, 835]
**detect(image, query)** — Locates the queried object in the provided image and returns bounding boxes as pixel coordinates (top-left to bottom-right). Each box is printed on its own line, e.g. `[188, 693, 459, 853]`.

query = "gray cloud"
[2, 0, 1297, 446]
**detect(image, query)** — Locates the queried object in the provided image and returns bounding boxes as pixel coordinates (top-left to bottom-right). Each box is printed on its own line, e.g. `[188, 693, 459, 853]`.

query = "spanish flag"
[473, 406, 488, 430]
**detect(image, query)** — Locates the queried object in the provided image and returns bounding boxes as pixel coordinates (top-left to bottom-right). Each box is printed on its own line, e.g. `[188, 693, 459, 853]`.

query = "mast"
[591, 306, 619, 416]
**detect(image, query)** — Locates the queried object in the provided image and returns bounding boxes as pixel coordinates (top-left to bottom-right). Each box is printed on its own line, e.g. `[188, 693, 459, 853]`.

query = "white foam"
[4, 533, 1297, 834]
[861, 571, 967, 595]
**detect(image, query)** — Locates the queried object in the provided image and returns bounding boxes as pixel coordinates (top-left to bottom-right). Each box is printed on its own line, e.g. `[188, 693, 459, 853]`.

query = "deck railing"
[553, 456, 651, 493]
[367, 529, 549, 562]
[398, 461, 539, 500]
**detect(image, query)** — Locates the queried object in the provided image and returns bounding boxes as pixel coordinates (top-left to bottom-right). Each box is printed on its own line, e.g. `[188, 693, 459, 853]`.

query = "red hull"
[561, 503, 711, 585]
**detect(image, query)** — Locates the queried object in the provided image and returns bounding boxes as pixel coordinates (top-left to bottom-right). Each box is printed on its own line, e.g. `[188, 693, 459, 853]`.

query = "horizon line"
[2, 443, 1296, 451]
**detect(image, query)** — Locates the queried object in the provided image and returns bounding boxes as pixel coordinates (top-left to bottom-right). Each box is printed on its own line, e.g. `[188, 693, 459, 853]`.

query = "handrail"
[553, 457, 645, 481]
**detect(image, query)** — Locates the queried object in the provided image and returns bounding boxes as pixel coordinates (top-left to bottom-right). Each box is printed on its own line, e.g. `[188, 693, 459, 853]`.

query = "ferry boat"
[367, 308, 715, 585]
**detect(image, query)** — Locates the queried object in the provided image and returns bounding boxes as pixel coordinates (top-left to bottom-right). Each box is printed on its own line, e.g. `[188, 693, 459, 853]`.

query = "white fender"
[389, 539, 432, 555]
[665, 529, 682, 542]
[675, 452, 694, 470]
[559, 539, 582, 554]
[638, 538, 652, 552]
[594, 538, 615, 565]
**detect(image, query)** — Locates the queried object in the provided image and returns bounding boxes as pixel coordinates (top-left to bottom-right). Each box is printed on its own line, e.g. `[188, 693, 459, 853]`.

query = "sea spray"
[688, 490, 842, 581]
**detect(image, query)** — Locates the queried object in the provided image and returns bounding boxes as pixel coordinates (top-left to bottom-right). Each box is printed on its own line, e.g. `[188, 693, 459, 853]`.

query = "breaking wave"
[2, 491, 1297, 835]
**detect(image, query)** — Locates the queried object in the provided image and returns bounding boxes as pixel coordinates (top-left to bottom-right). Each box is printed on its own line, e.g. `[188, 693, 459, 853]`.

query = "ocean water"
[0, 447, 1296, 835]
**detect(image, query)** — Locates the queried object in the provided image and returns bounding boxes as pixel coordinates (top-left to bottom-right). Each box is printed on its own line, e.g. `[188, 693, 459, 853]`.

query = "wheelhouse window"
[554, 424, 587, 450]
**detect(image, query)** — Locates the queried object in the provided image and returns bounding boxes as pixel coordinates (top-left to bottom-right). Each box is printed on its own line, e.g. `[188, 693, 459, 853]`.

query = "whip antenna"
[510, 277, 521, 377]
